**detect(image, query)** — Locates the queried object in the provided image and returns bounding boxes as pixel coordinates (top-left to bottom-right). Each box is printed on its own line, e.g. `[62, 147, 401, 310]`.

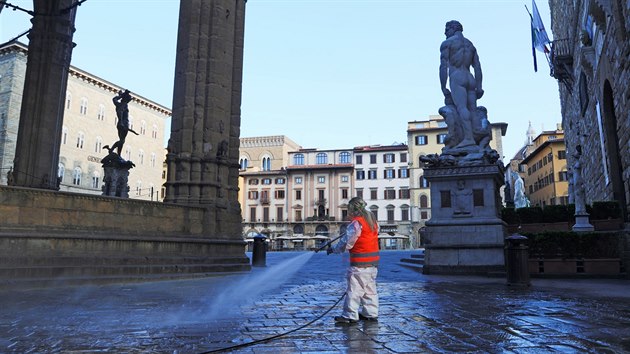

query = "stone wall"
[548, 0, 630, 214]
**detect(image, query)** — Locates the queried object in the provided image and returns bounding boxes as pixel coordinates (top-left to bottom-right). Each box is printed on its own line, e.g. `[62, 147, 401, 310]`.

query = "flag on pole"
[531, 0, 550, 53]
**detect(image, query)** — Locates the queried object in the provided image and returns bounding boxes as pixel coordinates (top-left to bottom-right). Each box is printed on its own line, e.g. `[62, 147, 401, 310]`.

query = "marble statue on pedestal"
[422, 20, 500, 167]
[514, 174, 529, 209]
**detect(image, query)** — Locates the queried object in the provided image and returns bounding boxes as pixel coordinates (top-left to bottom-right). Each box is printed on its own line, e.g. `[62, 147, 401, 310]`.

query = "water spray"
[314, 233, 345, 253]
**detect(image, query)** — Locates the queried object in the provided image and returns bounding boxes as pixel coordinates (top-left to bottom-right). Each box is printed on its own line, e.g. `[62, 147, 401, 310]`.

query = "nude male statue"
[439, 20, 483, 148]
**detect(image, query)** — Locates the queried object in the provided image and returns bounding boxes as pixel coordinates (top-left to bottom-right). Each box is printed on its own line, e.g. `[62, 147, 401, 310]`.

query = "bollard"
[251, 234, 267, 267]
[505, 233, 530, 287]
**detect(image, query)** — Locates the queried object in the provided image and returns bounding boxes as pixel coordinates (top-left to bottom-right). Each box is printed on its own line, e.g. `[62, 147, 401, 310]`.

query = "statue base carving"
[422, 164, 506, 275]
[101, 153, 135, 198]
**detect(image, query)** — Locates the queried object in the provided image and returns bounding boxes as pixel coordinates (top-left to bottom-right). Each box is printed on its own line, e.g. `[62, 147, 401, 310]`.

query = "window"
[420, 195, 428, 208]
[558, 171, 568, 181]
[399, 188, 410, 199]
[138, 149, 144, 165]
[356, 155, 363, 164]
[276, 207, 284, 221]
[79, 97, 88, 115]
[399, 167, 409, 178]
[136, 181, 142, 196]
[318, 189, 325, 200]
[250, 207, 256, 222]
[437, 134, 447, 144]
[72, 167, 82, 185]
[384, 189, 396, 200]
[420, 176, 430, 188]
[341, 188, 348, 199]
[295, 190, 302, 200]
[97, 104, 105, 120]
[262, 156, 271, 171]
[140, 121, 147, 135]
[263, 207, 270, 222]
[295, 176, 303, 184]
[356, 189, 363, 199]
[415, 135, 428, 145]
[275, 178, 285, 184]
[400, 153, 407, 163]
[152, 125, 158, 139]
[58, 163, 65, 182]
[370, 207, 378, 220]
[76, 132, 84, 149]
[558, 150, 566, 159]
[383, 153, 395, 163]
[384, 169, 395, 179]
[317, 176, 325, 183]
[316, 153, 328, 164]
[387, 208, 395, 222]
[125, 146, 132, 161]
[275, 190, 285, 199]
[239, 157, 249, 170]
[262, 178, 272, 185]
[65, 92, 72, 110]
[94, 137, 102, 153]
[341, 175, 349, 183]
[356, 170, 365, 180]
[150, 153, 156, 168]
[248, 178, 259, 185]
[401, 208, 409, 221]
[91, 172, 100, 189]
[368, 170, 377, 179]
[369, 154, 377, 164]
[248, 191, 259, 199]
[295, 210, 302, 222]
[62, 127, 68, 145]
[339, 151, 351, 163]
[370, 189, 378, 200]
[128, 116, 134, 130]
[421, 211, 428, 219]
[293, 154, 304, 165]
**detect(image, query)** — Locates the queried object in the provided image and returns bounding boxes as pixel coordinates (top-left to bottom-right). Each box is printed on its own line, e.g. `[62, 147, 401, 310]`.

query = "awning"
[378, 233, 409, 239]
[312, 235, 330, 240]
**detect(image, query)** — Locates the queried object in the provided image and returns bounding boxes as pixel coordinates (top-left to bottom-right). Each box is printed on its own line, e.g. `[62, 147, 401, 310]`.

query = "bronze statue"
[103, 89, 139, 157]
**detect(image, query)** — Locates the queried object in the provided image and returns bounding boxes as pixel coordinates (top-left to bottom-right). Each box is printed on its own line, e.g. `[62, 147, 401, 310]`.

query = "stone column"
[12, 0, 77, 189]
[165, 0, 246, 239]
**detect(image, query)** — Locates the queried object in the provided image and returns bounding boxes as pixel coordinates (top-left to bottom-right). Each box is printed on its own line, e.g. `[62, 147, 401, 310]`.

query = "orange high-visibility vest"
[349, 216, 379, 267]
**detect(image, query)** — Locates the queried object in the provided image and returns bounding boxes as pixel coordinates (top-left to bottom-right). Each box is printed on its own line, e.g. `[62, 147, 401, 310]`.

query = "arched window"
[76, 132, 84, 149]
[420, 194, 429, 208]
[293, 224, 304, 235]
[370, 205, 379, 220]
[339, 151, 351, 164]
[91, 171, 100, 189]
[58, 163, 65, 182]
[386, 204, 395, 222]
[315, 225, 329, 236]
[97, 104, 105, 120]
[316, 152, 328, 164]
[136, 180, 142, 196]
[62, 126, 68, 145]
[239, 157, 249, 170]
[138, 149, 144, 165]
[72, 167, 82, 185]
[293, 153, 304, 165]
[94, 136, 102, 153]
[65, 92, 72, 110]
[150, 153, 156, 167]
[125, 146, 132, 161]
[262, 156, 271, 171]
[140, 120, 147, 135]
[128, 115, 134, 130]
[79, 97, 88, 115]
[152, 124, 158, 139]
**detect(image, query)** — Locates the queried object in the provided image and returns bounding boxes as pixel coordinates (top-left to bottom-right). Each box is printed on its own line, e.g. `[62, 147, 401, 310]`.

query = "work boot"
[334, 316, 358, 324]
[359, 313, 378, 321]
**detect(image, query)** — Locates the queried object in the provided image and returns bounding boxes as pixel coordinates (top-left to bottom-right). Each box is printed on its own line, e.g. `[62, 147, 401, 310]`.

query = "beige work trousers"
[341, 266, 379, 320]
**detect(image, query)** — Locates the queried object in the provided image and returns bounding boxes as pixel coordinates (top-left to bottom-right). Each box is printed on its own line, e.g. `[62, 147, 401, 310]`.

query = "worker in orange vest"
[328, 197, 380, 324]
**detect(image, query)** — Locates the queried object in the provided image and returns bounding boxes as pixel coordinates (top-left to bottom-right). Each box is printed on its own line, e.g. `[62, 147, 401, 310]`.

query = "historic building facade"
[407, 115, 507, 245]
[0, 42, 169, 200]
[353, 144, 411, 249]
[548, 0, 630, 218]
[520, 126, 568, 207]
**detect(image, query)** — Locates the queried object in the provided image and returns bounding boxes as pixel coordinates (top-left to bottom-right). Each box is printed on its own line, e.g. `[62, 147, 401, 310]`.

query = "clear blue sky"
[0, 0, 561, 162]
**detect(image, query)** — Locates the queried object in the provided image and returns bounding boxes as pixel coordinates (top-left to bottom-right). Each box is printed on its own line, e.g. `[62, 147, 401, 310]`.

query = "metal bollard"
[505, 233, 530, 287]
[251, 234, 267, 267]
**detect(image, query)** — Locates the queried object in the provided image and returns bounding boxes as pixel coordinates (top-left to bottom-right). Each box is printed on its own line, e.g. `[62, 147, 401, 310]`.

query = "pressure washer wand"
[314, 233, 345, 253]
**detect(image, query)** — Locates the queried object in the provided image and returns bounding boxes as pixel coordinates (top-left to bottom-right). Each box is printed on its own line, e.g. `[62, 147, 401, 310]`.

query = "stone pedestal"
[423, 164, 506, 275]
[572, 213, 594, 232]
[101, 153, 134, 198]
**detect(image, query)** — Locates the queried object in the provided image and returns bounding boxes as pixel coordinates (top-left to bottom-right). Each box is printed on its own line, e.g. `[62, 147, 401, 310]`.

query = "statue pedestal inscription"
[101, 153, 134, 198]
[422, 164, 506, 275]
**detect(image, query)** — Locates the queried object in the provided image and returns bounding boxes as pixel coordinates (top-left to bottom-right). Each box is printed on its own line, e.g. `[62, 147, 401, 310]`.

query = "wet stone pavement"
[1, 250, 630, 353]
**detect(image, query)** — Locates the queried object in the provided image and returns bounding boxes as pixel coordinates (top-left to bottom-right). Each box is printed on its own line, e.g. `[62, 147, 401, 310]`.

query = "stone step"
[398, 262, 423, 272]
[400, 257, 424, 265]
